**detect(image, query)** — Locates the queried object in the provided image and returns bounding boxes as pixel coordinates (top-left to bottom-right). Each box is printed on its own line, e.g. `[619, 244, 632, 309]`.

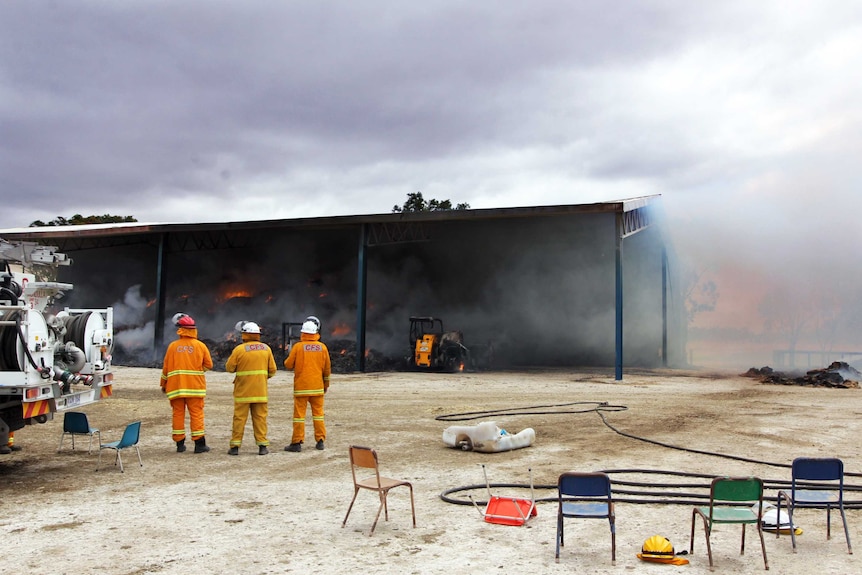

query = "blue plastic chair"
[556, 471, 616, 564]
[97, 421, 142, 473]
[777, 457, 852, 554]
[58, 412, 100, 454]
[690, 476, 768, 570]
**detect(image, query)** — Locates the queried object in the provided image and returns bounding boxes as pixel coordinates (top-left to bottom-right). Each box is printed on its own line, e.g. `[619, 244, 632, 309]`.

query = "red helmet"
[172, 313, 196, 327]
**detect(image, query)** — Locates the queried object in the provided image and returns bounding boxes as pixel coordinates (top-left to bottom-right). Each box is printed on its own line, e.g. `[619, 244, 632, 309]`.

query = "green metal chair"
[690, 476, 768, 570]
[776, 457, 852, 554]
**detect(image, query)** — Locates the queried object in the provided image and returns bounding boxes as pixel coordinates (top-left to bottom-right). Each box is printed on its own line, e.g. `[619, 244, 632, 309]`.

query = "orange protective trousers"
[292, 395, 325, 444]
[171, 396, 205, 442]
[231, 402, 269, 447]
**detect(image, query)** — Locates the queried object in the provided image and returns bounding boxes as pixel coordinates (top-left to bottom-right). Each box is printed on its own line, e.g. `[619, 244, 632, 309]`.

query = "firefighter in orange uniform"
[284, 318, 331, 452]
[0, 431, 21, 454]
[225, 320, 277, 456]
[160, 313, 213, 453]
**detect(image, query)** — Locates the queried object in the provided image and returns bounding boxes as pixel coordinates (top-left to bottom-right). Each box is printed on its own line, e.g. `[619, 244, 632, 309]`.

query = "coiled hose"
[437, 402, 862, 508]
[61, 311, 91, 349]
[0, 310, 47, 375]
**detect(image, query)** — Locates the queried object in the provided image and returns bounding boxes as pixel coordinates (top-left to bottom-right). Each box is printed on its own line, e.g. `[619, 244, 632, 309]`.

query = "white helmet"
[306, 315, 321, 330]
[300, 320, 319, 334]
[234, 320, 261, 334]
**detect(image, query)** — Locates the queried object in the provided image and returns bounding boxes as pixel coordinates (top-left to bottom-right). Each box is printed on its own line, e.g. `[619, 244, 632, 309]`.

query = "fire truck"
[0, 239, 114, 451]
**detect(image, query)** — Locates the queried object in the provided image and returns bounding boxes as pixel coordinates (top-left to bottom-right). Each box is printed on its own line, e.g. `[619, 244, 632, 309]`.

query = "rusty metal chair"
[342, 445, 416, 535]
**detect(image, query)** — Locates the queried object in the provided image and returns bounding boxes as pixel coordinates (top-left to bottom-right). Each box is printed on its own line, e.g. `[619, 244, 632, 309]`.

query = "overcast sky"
[3, 1, 862, 348]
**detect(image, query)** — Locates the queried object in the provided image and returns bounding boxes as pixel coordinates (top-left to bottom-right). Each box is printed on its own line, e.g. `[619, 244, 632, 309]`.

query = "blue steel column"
[153, 233, 168, 361]
[615, 213, 623, 381]
[356, 224, 368, 372]
[661, 245, 668, 367]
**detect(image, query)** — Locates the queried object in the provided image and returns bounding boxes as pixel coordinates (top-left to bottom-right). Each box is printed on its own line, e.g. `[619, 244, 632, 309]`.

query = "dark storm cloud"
[0, 1, 713, 225]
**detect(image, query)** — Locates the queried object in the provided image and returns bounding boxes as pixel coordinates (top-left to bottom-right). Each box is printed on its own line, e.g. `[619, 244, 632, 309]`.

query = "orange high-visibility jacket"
[160, 328, 213, 399]
[225, 335, 277, 403]
[284, 332, 331, 396]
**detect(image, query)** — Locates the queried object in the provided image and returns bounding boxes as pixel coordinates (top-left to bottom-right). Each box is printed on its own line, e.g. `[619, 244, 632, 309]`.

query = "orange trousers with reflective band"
[231, 402, 269, 446]
[171, 396, 205, 442]
[292, 395, 325, 444]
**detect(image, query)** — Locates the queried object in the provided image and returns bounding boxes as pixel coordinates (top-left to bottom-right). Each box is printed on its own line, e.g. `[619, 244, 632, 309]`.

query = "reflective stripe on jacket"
[160, 328, 213, 399]
[225, 336, 277, 403]
[284, 332, 331, 396]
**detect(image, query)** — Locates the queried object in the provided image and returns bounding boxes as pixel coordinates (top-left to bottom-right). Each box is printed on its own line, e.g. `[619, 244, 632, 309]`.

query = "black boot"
[193, 437, 210, 453]
[176, 439, 186, 453]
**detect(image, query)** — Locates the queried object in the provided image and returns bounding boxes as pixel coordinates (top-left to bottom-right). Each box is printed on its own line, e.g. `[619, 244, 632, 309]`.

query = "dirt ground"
[2, 365, 861, 574]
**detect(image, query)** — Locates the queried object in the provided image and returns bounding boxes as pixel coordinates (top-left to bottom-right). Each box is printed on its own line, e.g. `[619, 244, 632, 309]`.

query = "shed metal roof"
[0, 195, 660, 241]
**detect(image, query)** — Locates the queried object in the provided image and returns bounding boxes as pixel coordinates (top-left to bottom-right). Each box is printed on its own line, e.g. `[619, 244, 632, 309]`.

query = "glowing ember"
[217, 289, 253, 302]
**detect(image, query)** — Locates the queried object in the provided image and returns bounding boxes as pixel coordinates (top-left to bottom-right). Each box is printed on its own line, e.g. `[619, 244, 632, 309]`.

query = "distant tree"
[392, 192, 470, 213]
[30, 214, 137, 227]
[759, 285, 811, 365]
[681, 265, 718, 324]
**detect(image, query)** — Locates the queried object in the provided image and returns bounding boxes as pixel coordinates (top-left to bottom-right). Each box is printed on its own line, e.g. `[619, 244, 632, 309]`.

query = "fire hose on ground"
[436, 402, 862, 508]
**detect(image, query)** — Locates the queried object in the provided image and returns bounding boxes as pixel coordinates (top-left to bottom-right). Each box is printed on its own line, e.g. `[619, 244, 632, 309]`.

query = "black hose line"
[16, 315, 46, 373]
[441, 472, 862, 509]
[434, 401, 628, 422]
[437, 401, 862, 507]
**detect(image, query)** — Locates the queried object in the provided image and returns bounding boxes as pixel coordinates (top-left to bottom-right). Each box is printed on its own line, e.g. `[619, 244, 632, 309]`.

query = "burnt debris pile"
[202, 336, 402, 373]
[325, 339, 404, 373]
[742, 361, 861, 388]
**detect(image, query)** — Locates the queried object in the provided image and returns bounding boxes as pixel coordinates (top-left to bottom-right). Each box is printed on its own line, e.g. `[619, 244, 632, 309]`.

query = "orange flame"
[331, 323, 350, 337]
[215, 287, 254, 303]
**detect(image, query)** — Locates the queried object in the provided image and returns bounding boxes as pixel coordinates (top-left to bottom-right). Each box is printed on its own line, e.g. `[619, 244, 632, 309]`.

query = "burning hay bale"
[742, 361, 861, 388]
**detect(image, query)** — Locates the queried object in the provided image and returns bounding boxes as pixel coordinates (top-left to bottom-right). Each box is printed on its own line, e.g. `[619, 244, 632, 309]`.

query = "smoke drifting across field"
[662, 185, 862, 371]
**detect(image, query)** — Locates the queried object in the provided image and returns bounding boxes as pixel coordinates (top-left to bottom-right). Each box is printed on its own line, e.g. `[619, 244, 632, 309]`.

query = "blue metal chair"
[777, 457, 852, 554]
[690, 476, 768, 570]
[97, 421, 143, 473]
[556, 471, 616, 564]
[57, 411, 100, 454]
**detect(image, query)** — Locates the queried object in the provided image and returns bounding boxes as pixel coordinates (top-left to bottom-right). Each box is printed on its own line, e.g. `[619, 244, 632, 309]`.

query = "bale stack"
[742, 361, 861, 388]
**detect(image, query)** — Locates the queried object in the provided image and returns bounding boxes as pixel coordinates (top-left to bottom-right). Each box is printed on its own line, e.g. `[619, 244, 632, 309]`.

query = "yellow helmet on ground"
[638, 535, 689, 565]
[641, 535, 675, 558]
